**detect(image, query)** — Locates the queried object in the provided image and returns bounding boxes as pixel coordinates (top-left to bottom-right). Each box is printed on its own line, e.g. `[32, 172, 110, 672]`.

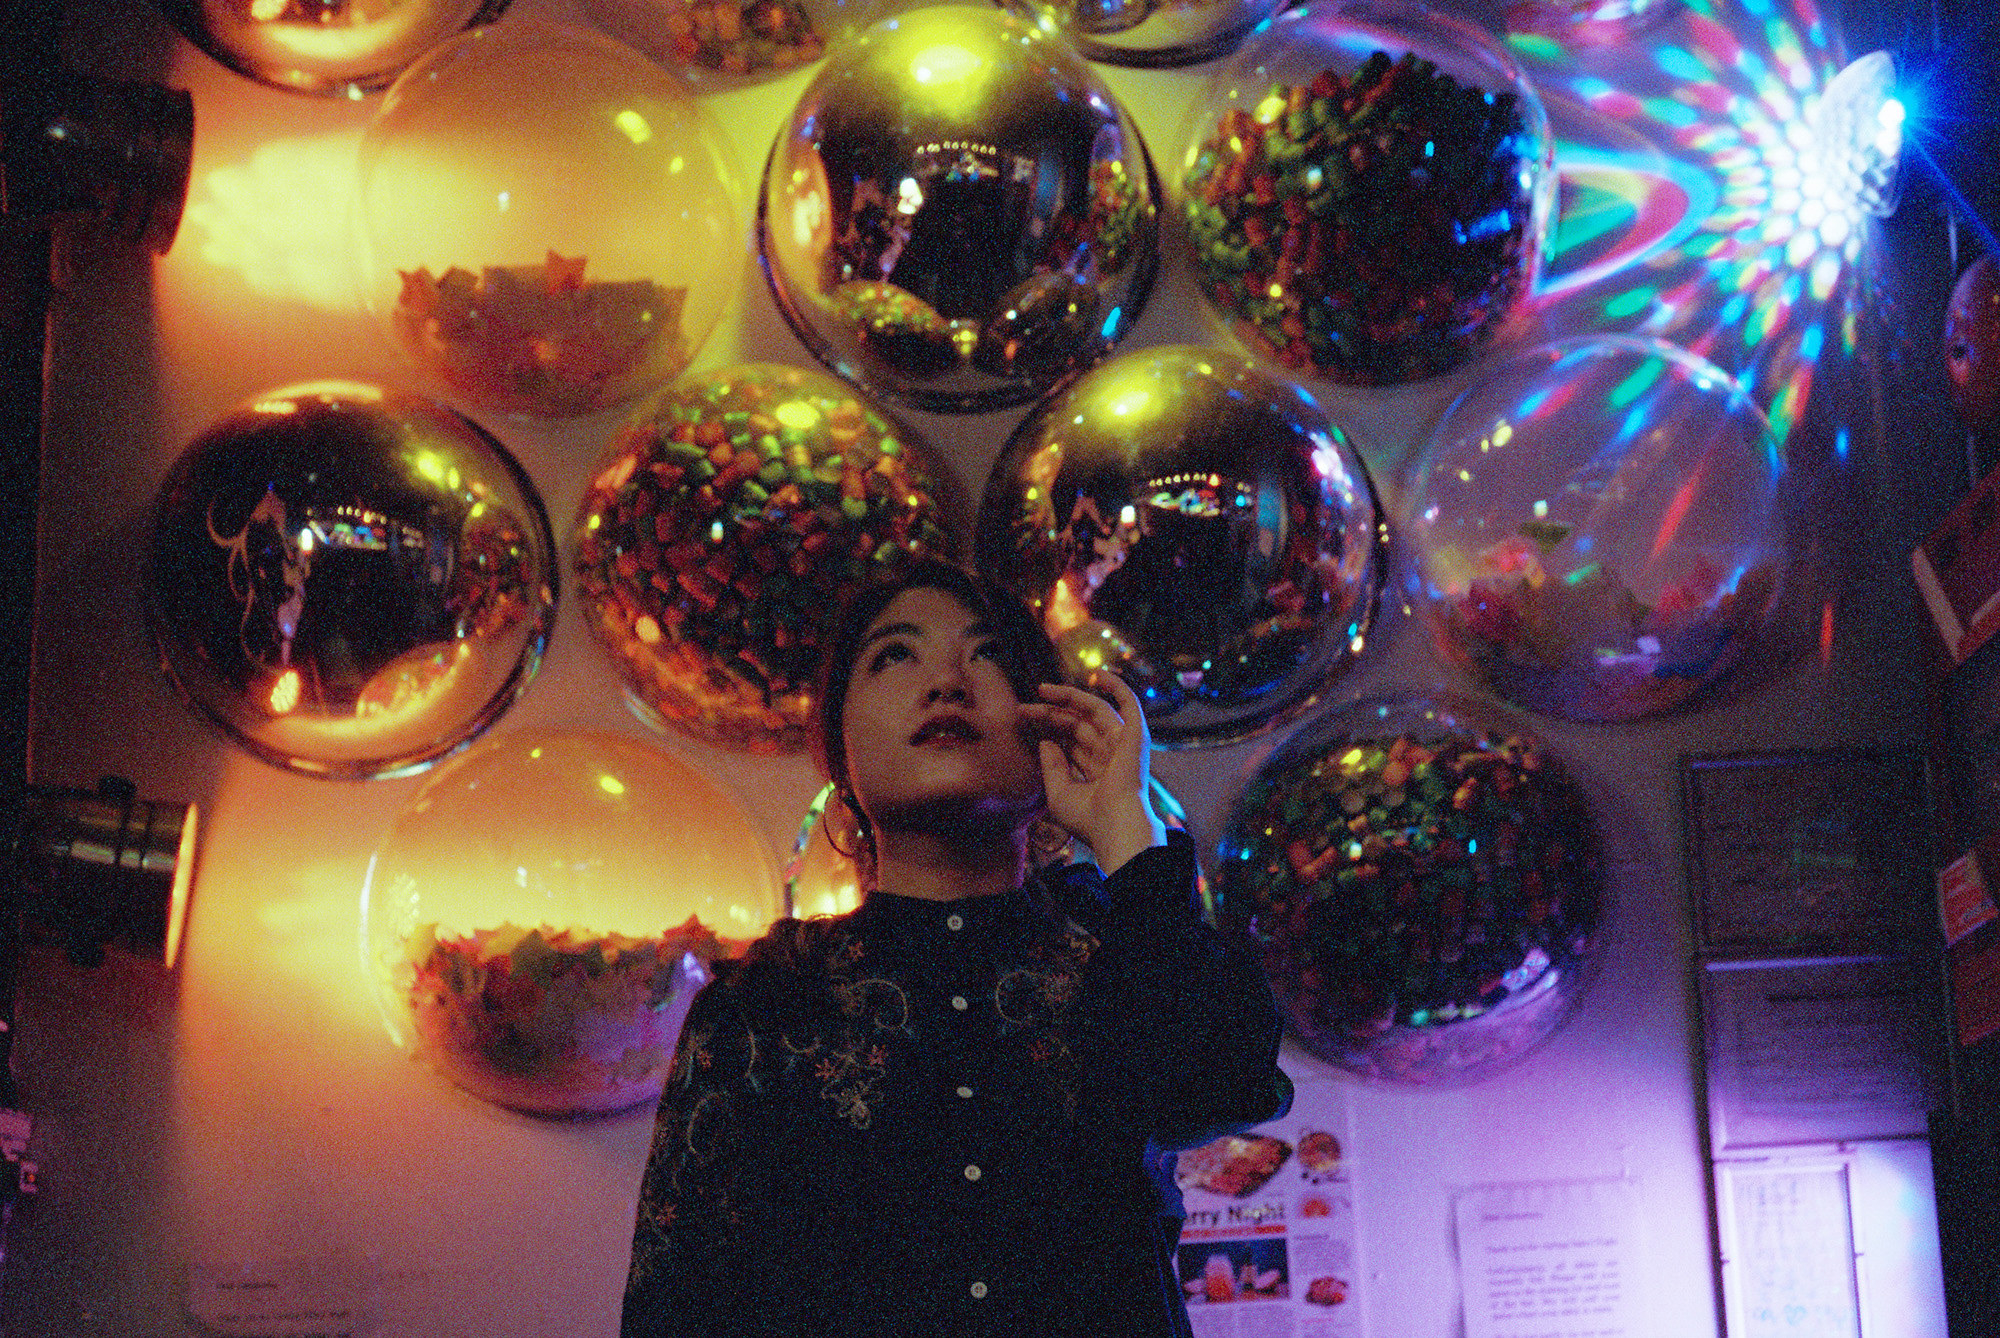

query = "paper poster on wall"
[1453, 1178, 1643, 1338]
[1173, 1073, 1359, 1336]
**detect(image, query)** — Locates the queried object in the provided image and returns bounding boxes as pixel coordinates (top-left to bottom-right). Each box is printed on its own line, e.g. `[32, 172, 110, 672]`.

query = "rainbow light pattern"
[1510, 0, 1885, 449]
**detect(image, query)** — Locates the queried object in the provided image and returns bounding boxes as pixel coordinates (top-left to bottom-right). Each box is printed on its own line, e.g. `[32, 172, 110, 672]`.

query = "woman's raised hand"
[1018, 672, 1166, 876]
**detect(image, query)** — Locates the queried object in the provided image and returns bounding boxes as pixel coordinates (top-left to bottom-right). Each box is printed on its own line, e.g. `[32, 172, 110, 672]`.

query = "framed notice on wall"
[1680, 748, 1933, 956]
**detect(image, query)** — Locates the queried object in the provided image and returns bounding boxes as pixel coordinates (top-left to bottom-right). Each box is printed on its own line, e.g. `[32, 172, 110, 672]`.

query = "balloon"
[1403, 335, 1787, 722]
[1178, 0, 1555, 386]
[159, 0, 509, 96]
[573, 362, 957, 753]
[360, 729, 782, 1116]
[975, 344, 1385, 747]
[1215, 693, 1603, 1085]
[147, 380, 554, 779]
[759, 3, 1160, 412]
[355, 20, 741, 419]
[998, 0, 1290, 68]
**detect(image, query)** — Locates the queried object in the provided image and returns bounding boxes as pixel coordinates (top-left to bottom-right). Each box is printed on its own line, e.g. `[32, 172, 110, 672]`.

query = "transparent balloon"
[974, 344, 1385, 747]
[1404, 335, 1788, 723]
[1500, 0, 1676, 47]
[1215, 693, 1603, 1085]
[146, 381, 555, 780]
[573, 362, 958, 753]
[159, 0, 509, 96]
[999, 0, 1290, 68]
[355, 20, 742, 420]
[1948, 253, 2000, 434]
[759, 3, 1160, 413]
[361, 729, 783, 1116]
[784, 777, 1208, 917]
[1177, 0, 1555, 386]
[577, 0, 882, 81]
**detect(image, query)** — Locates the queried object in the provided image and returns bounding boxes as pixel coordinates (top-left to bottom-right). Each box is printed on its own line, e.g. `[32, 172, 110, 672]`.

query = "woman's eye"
[867, 642, 914, 672]
[971, 640, 1002, 661]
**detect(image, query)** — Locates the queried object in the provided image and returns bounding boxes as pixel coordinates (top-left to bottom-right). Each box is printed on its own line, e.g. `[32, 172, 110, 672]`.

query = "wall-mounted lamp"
[8, 777, 197, 970]
[0, 70, 194, 254]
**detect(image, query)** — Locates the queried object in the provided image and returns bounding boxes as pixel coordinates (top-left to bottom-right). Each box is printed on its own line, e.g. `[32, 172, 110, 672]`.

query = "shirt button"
[956, 1085, 974, 1099]
[951, 995, 969, 1011]
[963, 1164, 982, 1181]
[946, 913, 964, 931]
[970, 1281, 988, 1300]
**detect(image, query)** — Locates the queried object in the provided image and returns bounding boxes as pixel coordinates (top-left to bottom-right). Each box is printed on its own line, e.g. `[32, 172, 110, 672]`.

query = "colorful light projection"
[1510, 0, 1904, 449]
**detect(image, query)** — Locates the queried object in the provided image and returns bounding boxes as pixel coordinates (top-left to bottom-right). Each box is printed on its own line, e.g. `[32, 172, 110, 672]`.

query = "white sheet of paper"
[1454, 1179, 1643, 1338]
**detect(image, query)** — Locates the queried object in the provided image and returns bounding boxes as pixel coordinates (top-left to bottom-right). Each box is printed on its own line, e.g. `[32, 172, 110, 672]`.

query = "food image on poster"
[1174, 1077, 1360, 1335]
[1180, 1237, 1291, 1303]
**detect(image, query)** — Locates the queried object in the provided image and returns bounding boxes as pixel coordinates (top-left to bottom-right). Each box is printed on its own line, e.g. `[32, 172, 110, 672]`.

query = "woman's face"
[838, 585, 1045, 839]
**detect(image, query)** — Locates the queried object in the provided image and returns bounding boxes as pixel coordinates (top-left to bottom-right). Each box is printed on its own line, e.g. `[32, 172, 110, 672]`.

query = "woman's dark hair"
[813, 558, 1064, 794]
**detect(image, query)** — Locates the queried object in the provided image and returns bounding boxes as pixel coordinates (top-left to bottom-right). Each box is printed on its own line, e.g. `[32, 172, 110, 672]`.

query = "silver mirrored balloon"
[147, 381, 556, 779]
[974, 344, 1385, 746]
[759, 3, 1160, 413]
[1000, 0, 1289, 68]
[159, 0, 510, 97]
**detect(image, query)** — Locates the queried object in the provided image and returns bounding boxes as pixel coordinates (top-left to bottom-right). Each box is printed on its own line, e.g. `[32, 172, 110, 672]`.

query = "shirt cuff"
[1099, 827, 1202, 930]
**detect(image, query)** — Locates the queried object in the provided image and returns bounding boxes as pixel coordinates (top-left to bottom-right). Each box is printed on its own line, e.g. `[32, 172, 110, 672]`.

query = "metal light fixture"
[0, 71, 194, 254]
[8, 778, 198, 970]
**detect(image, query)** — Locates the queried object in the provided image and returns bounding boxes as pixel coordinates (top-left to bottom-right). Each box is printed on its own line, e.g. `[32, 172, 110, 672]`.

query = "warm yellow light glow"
[614, 109, 653, 145]
[178, 131, 367, 312]
[911, 42, 982, 86]
[270, 669, 302, 714]
[774, 399, 821, 431]
[165, 804, 199, 972]
[599, 772, 628, 797]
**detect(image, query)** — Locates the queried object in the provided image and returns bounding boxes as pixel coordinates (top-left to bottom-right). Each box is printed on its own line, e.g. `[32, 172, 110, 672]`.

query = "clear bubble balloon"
[361, 729, 782, 1116]
[147, 381, 555, 779]
[974, 344, 1385, 747]
[573, 362, 958, 753]
[1500, 0, 1676, 46]
[1403, 335, 1788, 723]
[159, 0, 510, 97]
[1177, 0, 1555, 386]
[1215, 693, 1604, 1085]
[577, 0, 881, 81]
[355, 20, 742, 419]
[999, 0, 1291, 68]
[759, 3, 1160, 413]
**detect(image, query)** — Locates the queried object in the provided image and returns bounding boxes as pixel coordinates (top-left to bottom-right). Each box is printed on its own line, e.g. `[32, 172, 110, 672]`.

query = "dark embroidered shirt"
[621, 832, 1290, 1338]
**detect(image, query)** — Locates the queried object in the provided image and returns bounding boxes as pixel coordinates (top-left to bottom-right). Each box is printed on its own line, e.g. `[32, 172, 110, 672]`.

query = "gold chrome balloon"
[759, 4, 1160, 413]
[147, 381, 555, 779]
[160, 0, 510, 97]
[974, 345, 1385, 746]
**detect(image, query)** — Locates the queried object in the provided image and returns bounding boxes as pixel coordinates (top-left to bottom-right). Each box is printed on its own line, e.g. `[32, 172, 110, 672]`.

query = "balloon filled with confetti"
[1402, 335, 1788, 722]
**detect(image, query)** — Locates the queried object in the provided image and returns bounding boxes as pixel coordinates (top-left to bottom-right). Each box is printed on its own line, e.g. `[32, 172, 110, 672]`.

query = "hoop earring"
[827, 786, 879, 891]
[1028, 816, 1074, 868]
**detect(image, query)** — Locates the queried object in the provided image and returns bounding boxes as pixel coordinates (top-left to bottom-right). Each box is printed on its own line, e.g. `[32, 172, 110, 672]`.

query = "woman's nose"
[924, 659, 971, 704]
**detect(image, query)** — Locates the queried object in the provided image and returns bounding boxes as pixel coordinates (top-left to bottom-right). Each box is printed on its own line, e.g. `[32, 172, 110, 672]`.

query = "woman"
[622, 559, 1290, 1338]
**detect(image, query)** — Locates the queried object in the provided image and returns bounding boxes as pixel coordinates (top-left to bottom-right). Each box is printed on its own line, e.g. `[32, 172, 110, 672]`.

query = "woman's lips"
[910, 716, 982, 746]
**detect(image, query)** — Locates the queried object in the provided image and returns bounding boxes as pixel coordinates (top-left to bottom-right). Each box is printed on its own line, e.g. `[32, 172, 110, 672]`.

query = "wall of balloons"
[121, 0, 1923, 1128]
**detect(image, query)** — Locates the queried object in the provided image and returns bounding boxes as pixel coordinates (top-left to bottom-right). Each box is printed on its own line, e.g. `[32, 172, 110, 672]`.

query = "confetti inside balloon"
[1177, 0, 1555, 386]
[355, 20, 741, 419]
[758, 3, 1160, 412]
[1948, 253, 2000, 435]
[574, 362, 957, 753]
[974, 344, 1384, 747]
[147, 381, 555, 779]
[1403, 335, 1788, 723]
[1215, 693, 1603, 1085]
[361, 729, 782, 1115]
